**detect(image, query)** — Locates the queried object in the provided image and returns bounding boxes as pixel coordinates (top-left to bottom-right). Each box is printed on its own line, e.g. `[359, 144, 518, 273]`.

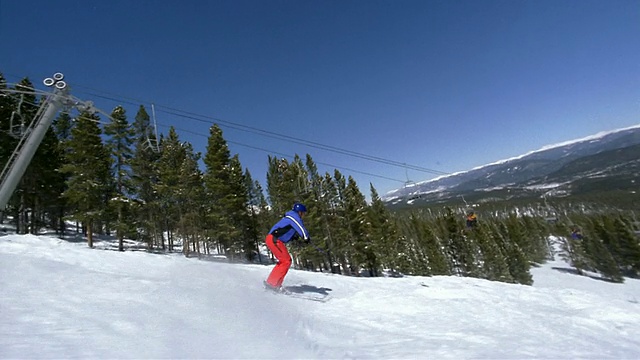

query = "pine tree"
[245, 169, 269, 263]
[520, 215, 552, 263]
[559, 231, 589, 276]
[288, 155, 318, 271]
[344, 176, 375, 276]
[472, 224, 512, 282]
[51, 112, 74, 235]
[402, 212, 449, 276]
[202, 124, 249, 259]
[304, 155, 335, 272]
[504, 214, 527, 257]
[129, 105, 161, 249]
[9, 78, 39, 233]
[176, 143, 205, 255]
[227, 154, 251, 259]
[290, 155, 312, 202]
[266, 156, 299, 217]
[332, 170, 355, 275]
[0, 72, 12, 152]
[155, 127, 186, 251]
[321, 171, 345, 273]
[419, 218, 451, 276]
[367, 184, 403, 275]
[31, 121, 65, 233]
[61, 111, 112, 247]
[265, 156, 287, 218]
[393, 218, 421, 275]
[441, 207, 475, 276]
[587, 219, 624, 282]
[0, 74, 16, 222]
[612, 216, 640, 276]
[104, 106, 135, 251]
[496, 223, 533, 285]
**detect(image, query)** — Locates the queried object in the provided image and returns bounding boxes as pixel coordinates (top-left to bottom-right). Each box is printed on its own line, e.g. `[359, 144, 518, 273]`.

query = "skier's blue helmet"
[292, 203, 307, 213]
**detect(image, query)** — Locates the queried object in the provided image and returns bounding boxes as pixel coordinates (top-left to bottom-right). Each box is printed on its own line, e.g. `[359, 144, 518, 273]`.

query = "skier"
[571, 227, 583, 240]
[466, 211, 478, 229]
[264, 203, 310, 292]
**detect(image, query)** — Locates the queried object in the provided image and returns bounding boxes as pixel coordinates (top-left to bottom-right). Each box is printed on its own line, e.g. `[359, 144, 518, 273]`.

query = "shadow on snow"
[551, 266, 621, 283]
[284, 284, 333, 296]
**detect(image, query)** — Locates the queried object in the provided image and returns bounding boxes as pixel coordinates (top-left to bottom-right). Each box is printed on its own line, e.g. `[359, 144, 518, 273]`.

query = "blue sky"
[2, 0, 639, 196]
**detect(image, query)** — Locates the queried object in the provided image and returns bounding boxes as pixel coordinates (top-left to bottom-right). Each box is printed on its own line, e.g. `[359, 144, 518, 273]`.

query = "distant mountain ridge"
[384, 124, 640, 206]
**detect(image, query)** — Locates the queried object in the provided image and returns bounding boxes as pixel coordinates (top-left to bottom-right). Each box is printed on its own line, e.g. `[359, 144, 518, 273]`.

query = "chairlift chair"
[8, 111, 25, 139]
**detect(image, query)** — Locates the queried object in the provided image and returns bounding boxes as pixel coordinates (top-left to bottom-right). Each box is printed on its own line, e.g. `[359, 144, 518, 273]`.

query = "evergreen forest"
[1, 74, 639, 285]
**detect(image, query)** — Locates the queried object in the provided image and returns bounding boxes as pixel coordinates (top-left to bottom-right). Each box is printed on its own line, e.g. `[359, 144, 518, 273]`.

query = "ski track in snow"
[1, 234, 640, 359]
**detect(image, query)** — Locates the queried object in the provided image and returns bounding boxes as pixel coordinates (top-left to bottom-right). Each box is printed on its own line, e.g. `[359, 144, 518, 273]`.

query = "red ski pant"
[265, 234, 292, 288]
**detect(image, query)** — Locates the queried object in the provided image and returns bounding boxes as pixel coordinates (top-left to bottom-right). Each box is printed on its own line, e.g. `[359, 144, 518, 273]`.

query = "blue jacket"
[269, 210, 309, 243]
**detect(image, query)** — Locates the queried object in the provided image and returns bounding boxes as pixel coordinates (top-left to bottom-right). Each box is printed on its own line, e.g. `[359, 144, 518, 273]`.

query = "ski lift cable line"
[162, 107, 449, 176]
[1, 75, 446, 175]
[6, 98, 404, 184]
[0, 98, 105, 131]
[10, 99, 406, 184]
[1, 85, 108, 123]
[83, 90, 448, 175]
[1, 87, 55, 99]
[0, 96, 112, 127]
[0, 85, 405, 184]
[67, 86, 449, 176]
[158, 122, 407, 184]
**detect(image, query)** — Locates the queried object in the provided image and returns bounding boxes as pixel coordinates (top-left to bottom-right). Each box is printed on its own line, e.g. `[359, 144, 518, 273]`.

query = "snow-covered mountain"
[384, 124, 640, 205]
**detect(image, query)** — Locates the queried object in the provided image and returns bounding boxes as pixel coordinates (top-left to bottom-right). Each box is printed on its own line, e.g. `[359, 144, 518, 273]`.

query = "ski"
[283, 291, 332, 302]
[263, 281, 332, 302]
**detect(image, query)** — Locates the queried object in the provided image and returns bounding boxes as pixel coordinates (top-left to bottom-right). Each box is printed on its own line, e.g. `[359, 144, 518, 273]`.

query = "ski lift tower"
[402, 165, 419, 201]
[0, 73, 94, 210]
[543, 192, 559, 224]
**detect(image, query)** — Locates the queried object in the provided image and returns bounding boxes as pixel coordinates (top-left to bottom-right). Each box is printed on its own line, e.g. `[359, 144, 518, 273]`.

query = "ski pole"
[312, 244, 326, 254]
[305, 240, 326, 254]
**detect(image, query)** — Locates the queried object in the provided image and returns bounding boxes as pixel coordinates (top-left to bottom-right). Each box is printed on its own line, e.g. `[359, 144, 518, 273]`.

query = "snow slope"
[1, 234, 639, 359]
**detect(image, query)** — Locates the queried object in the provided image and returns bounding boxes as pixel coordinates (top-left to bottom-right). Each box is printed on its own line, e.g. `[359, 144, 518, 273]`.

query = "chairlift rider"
[466, 210, 478, 229]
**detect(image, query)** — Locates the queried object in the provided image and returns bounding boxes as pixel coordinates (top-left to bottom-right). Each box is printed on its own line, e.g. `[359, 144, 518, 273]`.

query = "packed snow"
[1, 233, 640, 359]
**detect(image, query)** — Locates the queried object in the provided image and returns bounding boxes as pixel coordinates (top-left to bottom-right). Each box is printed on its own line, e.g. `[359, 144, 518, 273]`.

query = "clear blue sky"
[2, 0, 639, 196]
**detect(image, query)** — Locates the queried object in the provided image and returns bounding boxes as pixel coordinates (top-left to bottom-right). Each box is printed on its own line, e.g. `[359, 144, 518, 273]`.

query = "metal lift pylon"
[0, 73, 70, 209]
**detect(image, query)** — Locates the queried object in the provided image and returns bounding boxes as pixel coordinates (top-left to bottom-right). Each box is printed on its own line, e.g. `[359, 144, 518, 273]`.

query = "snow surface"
[2, 233, 640, 359]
